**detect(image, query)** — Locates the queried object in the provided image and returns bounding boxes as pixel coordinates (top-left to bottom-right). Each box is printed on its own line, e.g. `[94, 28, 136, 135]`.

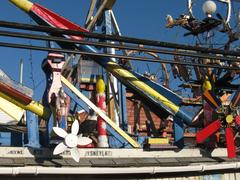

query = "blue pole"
[173, 117, 184, 149]
[119, 82, 128, 132]
[26, 111, 40, 148]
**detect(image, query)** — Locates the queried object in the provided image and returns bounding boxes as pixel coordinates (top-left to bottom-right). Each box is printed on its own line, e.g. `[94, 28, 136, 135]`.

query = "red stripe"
[0, 82, 32, 105]
[31, 4, 88, 40]
[196, 120, 221, 143]
[97, 94, 107, 136]
[226, 127, 236, 158]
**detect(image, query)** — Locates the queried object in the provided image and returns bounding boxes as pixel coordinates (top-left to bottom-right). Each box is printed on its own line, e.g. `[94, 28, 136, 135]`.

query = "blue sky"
[0, 0, 238, 100]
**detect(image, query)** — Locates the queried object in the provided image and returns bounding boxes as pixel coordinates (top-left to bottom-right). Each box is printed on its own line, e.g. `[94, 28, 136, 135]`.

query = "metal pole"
[110, 9, 128, 131]
[19, 59, 23, 84]
[26, 111, 40, 148]
[104, 10, 120, 126]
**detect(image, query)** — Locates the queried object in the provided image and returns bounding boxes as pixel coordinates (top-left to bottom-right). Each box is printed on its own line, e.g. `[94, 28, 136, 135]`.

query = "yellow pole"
[0, 91, 51, 120]
[9, 0, 33, 13]
[105, 61, 180, 113]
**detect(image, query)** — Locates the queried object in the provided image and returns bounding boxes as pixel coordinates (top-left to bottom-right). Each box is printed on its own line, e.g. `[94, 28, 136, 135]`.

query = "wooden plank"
[13, 158, 25, 166]
[147, 138, 169, 145]
[0, 158, 14, 166]
[145, 144, 178, 151]
[113, 158, 137, 167]
[24, 158, 39, 166]
[156, 158, 179, 166]
[0, 96, 24, 123]
[65, 158, 91, 167]
[90, 159, 115, 167]
[85, 0, 97, 26]
[85, 0, 116, 30]
[86, 0, 108, 30]
[107, 73, 116, 122]
[188, 157, 216, 163]
[134, 158, 159, 166]
[61, 76, 140, 148]
[43, 159, 62, 167]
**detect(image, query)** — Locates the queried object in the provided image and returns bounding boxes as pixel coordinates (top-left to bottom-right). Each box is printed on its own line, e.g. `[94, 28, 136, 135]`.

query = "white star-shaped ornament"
[53, 120, 92, 162]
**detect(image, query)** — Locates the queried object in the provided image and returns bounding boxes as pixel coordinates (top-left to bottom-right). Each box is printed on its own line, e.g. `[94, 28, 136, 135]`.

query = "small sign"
[84, 150, 113, 157]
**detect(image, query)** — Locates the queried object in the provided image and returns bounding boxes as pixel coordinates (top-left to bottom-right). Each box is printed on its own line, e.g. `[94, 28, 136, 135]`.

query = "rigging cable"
[0, 29, 239, 63]
[28, 18, 36, 90]
[1, 20, 240, 57]
[0, 41, 239, 71]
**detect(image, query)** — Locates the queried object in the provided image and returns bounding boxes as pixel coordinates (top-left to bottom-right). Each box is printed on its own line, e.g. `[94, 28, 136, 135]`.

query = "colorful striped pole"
[96, 77, 109, 147]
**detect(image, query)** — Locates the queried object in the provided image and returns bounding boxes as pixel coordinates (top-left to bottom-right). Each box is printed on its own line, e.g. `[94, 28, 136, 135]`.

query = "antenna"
[19, 59, 23, 85]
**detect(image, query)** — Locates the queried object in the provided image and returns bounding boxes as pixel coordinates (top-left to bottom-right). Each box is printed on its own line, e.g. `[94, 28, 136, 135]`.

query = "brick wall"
[126, 92, 162, 135]
[78, 86, 163, 136]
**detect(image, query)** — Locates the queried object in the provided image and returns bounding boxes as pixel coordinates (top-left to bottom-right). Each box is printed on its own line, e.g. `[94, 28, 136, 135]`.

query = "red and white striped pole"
[96, 77, 109, 147]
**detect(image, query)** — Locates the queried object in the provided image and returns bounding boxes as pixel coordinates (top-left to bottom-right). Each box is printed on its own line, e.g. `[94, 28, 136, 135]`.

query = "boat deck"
[0, 147, 238, 177]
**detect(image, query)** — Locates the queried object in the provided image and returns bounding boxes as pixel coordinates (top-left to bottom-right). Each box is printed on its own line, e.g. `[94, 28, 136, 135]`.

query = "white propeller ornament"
[53, 120, 92, 162]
